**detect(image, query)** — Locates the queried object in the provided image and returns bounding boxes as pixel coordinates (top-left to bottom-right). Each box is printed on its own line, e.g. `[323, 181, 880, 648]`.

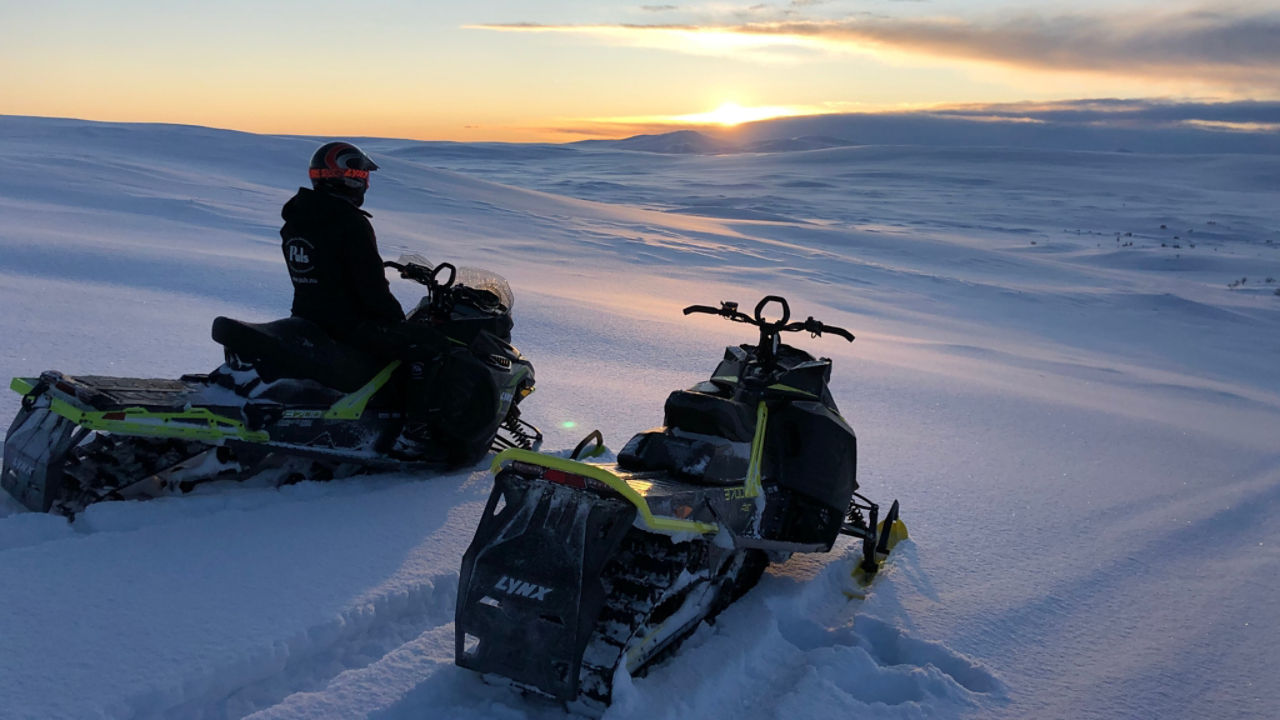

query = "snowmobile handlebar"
[383, 260, 456, 289]
[683, 298, 855, 343]
[682, 303, 753, 323]
[784, 317, 855, 342]
[683, 296, 788, 325]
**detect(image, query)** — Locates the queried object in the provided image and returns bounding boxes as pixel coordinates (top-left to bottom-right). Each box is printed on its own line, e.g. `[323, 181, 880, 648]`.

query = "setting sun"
[706, 102, 755, 126]
[673, 102, 817, 127]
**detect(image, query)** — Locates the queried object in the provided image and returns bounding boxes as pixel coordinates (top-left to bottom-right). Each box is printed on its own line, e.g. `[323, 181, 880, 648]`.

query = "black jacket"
[280, 187, 404, 339]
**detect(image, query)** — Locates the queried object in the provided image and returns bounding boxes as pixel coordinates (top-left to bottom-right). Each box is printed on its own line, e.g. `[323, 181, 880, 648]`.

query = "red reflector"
[544, 469, 587, 489]
[103, 412, 126, 421]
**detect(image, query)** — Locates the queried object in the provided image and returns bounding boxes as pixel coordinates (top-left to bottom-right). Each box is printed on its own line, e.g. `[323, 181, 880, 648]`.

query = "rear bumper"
[3, 401, 84, 512]
[455, 470, 636, 700]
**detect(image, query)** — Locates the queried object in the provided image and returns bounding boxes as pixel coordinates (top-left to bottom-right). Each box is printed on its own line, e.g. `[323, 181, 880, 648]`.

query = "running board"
[727, 534, 828, 554]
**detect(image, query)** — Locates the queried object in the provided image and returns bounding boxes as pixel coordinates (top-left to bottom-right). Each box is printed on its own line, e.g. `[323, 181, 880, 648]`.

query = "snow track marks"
[167, 573, 459, 719]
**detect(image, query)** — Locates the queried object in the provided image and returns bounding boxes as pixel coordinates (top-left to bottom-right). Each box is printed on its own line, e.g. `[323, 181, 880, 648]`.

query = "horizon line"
[4, 97, 1279, 145]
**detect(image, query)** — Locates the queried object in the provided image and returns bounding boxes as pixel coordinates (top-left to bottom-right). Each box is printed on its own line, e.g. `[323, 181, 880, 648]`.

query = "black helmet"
[308, 141, 379, 206]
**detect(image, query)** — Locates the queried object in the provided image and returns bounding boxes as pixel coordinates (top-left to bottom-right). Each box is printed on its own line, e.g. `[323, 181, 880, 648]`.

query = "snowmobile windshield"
[396, 253, 434, 273]
[455, 267, 515, 311]
[394, 254, 516, 311]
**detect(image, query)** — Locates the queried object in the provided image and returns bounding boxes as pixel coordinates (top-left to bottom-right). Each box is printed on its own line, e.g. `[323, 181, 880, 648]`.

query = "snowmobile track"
[160, 572, 460, 720]
[573, 531, 767, 714]
[60, 433, 212, 514]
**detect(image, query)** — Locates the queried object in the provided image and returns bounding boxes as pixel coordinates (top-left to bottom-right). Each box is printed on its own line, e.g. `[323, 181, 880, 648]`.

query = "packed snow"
[1, 114, 1278, 719]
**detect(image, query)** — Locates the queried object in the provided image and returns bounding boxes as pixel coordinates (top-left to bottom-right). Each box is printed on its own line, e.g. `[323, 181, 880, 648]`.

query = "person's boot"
[390, 421, 444, 460]
[389, 357, 448, 462]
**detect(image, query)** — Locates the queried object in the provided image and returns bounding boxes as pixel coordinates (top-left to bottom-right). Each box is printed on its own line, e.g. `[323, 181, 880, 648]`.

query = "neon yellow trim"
[744, 401, 768, 498]
[490, 449, 720, 535]
[324, 361, 401, 420]
[767, 383, 817, 398]
[14, 376, 269, 443]
[711, 375, 738, 384]
[53, 398, 268, 443]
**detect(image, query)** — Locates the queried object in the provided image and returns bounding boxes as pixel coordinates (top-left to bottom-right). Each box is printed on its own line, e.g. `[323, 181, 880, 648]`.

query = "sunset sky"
[3, 0, 1278, 142]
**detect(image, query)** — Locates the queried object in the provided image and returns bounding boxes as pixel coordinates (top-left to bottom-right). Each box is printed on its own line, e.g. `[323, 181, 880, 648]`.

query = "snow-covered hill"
[1, 115, 1278, 719]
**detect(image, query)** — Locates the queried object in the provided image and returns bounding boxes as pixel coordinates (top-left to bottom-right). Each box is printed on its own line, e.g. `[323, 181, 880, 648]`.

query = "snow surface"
[1, 115, 1278, 719]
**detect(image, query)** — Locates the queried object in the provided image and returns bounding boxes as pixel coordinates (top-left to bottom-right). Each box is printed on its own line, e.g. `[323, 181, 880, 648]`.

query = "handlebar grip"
[786, 317, 856, 342]
[682, 305, 722, 315]
[825, 325, 856, 342]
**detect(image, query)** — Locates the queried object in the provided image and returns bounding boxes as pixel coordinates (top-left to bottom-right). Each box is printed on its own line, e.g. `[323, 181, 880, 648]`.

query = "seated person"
[279, 141, 449, 458]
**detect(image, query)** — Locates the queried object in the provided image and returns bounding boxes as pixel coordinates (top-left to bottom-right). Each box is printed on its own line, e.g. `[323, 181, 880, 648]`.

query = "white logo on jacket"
[285, 237, 316, 274]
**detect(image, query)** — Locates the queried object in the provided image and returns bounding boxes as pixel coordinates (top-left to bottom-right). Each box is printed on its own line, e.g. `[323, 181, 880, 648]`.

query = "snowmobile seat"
[210, 316, 384, 393]
[662, 390, 756, 443]
[617, 428, 748, 485]
[616, 390, 756, 484]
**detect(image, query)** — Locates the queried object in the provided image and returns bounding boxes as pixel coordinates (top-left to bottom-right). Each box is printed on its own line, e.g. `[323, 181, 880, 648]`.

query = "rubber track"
[573, 532, 768, 713]
[59, 434, 210, 514]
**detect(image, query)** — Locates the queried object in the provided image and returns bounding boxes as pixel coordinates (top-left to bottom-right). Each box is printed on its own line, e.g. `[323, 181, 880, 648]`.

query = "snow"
[2, 115, 1279, 719]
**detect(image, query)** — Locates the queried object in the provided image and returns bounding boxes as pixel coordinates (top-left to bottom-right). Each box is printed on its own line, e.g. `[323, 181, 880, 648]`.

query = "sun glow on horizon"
[676, 102, 789, 126]
[598, 102, 824, 130]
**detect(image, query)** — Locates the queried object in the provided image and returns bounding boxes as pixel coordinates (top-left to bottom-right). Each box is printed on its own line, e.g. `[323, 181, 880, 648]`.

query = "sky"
[2, 0, 1279, 142]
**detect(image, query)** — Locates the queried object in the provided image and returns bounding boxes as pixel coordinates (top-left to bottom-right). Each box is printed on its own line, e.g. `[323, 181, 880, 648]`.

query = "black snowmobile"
[455, 295, 905, 712]
[2, 255, 540, 516]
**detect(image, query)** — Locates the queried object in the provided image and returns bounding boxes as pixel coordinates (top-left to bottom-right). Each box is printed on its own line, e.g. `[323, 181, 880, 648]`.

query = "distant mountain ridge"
[577, 104, 1280, 155]
[573, 130, 858, 155]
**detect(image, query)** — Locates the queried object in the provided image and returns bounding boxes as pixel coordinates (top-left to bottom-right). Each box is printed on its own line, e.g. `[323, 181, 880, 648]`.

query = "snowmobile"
[455, 295, 906, 713]
[2, 255, 540, 516]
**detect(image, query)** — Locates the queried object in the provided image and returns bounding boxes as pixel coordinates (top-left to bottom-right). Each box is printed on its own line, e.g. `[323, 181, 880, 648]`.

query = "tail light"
[543, 469, 587, 489]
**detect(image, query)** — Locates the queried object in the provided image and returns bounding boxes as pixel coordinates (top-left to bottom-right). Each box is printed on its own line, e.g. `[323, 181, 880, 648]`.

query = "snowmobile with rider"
[454, 294, 906, 713]
[2, 255, 540, 516]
